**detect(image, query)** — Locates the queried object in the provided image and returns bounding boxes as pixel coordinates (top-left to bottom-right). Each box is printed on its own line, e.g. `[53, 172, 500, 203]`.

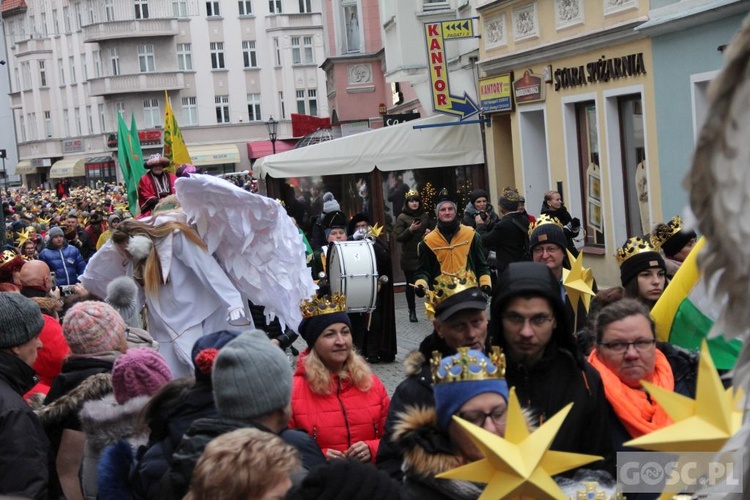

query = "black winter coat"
[477, 211, 530, 272]
[0, 352, 50, 500]
[393, 207, 433, 272]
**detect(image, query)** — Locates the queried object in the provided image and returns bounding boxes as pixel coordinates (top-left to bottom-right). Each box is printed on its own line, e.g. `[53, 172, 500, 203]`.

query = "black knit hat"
[660, 229, 697, 258]
[469, 189, 489, 205]
[498, 187, 521, 211]
[298, 312, 352, 348]
[0, 293, 45, 349]
[530, 223, 567, 251]
[619, 251, 666, 287]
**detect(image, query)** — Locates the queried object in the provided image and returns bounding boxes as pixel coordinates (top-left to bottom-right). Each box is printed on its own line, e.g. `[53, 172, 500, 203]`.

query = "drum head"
[327, 240, 379, 312]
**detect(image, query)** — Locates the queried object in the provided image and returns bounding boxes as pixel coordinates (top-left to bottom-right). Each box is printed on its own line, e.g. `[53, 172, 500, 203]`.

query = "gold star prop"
[16, 227, 32, 246]
[436, 387, 602, 499]
[624, 341, 743, 453]
[38, 216, 51, 227]
[562, 250, 596, 331]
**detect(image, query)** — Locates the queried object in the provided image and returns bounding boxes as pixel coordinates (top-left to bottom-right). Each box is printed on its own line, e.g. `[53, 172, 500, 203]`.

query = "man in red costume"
[138, 155, 176, 217]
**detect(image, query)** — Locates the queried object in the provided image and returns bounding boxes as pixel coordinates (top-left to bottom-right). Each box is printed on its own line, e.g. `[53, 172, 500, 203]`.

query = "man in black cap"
[0, 293, 50, 498]
[413, 189, 491, 297]
[491, 262, 614, 476]
[376, 273, 489, 479]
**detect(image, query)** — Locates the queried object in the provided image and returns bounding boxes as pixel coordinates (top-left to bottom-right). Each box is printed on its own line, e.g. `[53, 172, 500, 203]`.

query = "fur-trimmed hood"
[403, 351, 426, 378]
[80, 394, 150, 454]
[393, 405, 464, 477]
[36, 373, 112, 427]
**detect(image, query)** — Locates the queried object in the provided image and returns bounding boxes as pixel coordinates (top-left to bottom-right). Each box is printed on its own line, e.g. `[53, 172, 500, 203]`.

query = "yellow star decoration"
[562, 249, 595, 325]
[16, 227, 32, 246]
[624, 340, 743, 453]
[436, 387, 602, 499]
[368, 223, 384, 239]
[38, 216, 51, 227]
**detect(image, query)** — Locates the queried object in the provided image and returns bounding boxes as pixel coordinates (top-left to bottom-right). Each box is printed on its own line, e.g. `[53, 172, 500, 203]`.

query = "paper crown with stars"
[424, 270, 479, 320]
[431, 346, 505, 384]
[651, 215, 684, 247]
[615, 235, 661, 265]
[299, 292, 347, 319]
[405, 189, 420, 199]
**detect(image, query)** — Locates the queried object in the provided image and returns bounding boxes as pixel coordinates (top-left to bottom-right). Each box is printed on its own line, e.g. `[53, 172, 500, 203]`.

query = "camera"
[479, 211, 488, 221]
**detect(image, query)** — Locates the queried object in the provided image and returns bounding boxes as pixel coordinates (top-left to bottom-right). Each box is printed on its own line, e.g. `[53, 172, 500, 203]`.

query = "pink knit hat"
[112, 348, 172, 404]
[62, 301, 127, 355]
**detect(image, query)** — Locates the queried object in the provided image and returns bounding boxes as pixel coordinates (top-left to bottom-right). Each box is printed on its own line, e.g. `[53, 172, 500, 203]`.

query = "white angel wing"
[175, 175, 316, 330]
[79, 240, 129, 299]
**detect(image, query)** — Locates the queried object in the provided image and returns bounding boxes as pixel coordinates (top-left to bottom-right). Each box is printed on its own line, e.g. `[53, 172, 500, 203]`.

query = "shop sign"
[513, 70, 545, 104]
[479, 74, 513, 113]
[554, 52, 647, 91]
[424, 20, 479, 120]
[106, 129, 163, 148]
[382, 113, 421, 127]
[62, 139, 83, 154]
[31, 158, 51, 168]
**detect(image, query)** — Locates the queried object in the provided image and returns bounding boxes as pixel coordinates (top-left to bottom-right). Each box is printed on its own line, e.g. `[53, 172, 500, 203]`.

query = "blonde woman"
[290, 298, 390, 462]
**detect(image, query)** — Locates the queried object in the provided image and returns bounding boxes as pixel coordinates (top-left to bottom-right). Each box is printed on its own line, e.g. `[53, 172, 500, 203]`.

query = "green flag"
[116, 114, 138, 215]
[128, 114, 147, 180]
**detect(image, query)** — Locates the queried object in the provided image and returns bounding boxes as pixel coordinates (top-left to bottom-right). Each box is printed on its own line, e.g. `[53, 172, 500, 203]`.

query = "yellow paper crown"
[300, 292, 347, 318]
[405, 189, 419, 198]
[615, 236, 660, 264]
[528, 213, 564, 236]
[431, 346, 506, 384]
[650, 215, 683, 248]
[1, 249, 19, 267]
[424, 270, 479, 320]
[367, 222, 383, 238]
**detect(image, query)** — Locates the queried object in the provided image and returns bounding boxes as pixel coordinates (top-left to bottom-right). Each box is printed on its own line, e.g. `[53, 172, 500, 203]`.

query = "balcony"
[13, 37, 52, 56]
[265, 13, 323, 31]
[88, 72, 185, 97]
[82, 18, 179, 43]
[9, 92, 22, 109]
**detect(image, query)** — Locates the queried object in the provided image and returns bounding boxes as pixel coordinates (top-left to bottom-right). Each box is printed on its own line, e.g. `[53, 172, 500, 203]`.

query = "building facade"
[1, 0, 328, 187]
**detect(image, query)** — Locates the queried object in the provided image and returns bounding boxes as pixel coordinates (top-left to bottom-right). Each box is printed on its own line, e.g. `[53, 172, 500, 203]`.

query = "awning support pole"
[412, 117, 490, 130]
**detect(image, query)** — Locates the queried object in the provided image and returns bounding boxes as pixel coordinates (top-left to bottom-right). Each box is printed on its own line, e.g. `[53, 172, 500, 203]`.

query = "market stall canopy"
[253, 114, 484, 179]
[50, 156, 87, 178]
[14, 160, 36, 175]
[187, 144, 241, 166]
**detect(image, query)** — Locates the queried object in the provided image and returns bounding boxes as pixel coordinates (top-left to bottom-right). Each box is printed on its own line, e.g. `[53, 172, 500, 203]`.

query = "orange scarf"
[588, 348, 674, 438]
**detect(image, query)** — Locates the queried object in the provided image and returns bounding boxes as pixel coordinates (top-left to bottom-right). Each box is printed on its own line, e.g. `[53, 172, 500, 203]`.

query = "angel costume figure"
[109, 214, 248, 376]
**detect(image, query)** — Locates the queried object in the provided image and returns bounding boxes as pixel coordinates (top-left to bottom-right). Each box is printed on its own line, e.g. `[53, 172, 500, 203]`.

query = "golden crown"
[431, 346, 506, 384]
[425, 270, 479, 320]
[650, 216, 683, 248]
[615, 236, 660, 265]
[499, 186, 521, 202]
[368, 222, 383, 238]
[406, 189, 419, 198]
[300, 292, 347, 318]
[1, 249, 19, 267]
[528, 213, 563, 237]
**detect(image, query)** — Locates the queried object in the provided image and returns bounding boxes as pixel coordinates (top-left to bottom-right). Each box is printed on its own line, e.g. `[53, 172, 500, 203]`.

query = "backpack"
[509, 217, 532, 262]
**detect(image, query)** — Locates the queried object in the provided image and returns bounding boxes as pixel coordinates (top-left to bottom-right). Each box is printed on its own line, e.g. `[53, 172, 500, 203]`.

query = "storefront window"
[201, 164, 236, 176]
[618, 96, 648, 236]
[576, 102, 604, 247]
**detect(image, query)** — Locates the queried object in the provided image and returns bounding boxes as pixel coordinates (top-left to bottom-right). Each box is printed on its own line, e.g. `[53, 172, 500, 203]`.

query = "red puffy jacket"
[289, 351, 390, 461]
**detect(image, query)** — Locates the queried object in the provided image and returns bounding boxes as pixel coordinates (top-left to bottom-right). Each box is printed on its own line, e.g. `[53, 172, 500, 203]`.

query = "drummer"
[308, 210, 349, 296]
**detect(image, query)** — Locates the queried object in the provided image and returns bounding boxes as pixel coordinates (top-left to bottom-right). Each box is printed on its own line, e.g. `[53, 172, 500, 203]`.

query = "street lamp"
[265, 116, 278, 155]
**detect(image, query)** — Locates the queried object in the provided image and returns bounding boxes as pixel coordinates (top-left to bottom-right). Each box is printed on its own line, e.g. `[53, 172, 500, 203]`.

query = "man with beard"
[138, 155, 176, 217]
[413, 189, 491, 298]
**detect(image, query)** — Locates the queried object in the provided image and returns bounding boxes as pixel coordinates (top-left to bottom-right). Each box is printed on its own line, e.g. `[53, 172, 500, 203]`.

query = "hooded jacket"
[290, 350, 390, 460]
[0, 352, 50, 500]
[477, 210, 530, 272]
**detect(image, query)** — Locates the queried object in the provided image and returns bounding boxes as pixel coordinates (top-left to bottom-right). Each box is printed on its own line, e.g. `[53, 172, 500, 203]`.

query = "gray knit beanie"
[212, 330, 292, 421]
[48, 226, 64, 238]
[105, 276, 143, 329]
[0, 293, 45, 349]
[322, 192, 340, 214]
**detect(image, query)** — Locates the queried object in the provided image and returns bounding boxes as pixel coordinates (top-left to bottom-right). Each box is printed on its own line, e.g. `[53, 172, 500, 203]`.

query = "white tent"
[253, 114, 484, 179]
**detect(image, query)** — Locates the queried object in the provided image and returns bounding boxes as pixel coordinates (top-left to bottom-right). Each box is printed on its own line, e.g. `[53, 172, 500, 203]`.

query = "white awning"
[49, 156, 87, 178]
[253, 114, 484, 179]
[15, 160, 37, 175]
[187, 144, 241, 166]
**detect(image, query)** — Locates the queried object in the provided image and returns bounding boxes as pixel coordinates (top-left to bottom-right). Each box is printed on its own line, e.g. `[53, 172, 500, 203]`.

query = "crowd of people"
[0, 166, 709, 499]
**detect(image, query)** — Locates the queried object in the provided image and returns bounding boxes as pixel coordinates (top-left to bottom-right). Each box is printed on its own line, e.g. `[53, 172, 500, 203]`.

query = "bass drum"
[327, 240, 379, 313]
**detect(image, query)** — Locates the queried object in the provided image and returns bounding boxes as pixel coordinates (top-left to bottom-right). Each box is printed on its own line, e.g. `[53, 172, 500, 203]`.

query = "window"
[75, 107, 82, 135]
[308, 89, 318, 116]
[28, 15, 35, 38]
[182, 96, 197, 125]
[617, 96, 647, 239]
[239, 0, 252, 15]
[242, 41, 257, 68]
[87, 106, 93, 134]
[291, 37, 301, 64]
[177, 43, 193, 70]
[423, 0, 449, 9]
[279, 91, 285, 119]
[38, 60, 47, 87]
[274, 38, 281, 66]
[206, 1, 221, 16]
[575, 102, 604, 247]
[19, 115, 26, 142]
[69, 56, 76, 84]
[210, 42, 225, 69]
[98, 104, 106, 132]
[21, 62, 31, 90]
[143, 98, 160, 128]
[116, 102, 126, 117]
[57, 58, 65, 85]
[247, 93, 261, 121]
[63, 6, 71, 33]
[138, 44, 156, 73]
[173, 0, 188, 17]
[41, 12, 48, 37]
[296, 89, 318, 115]
[52, 9, 59, 35]
[75, 3, 82, 29]
[105, 0, 115, 21]
[135, 0, 150, 19]
[87, 1, 95, 24]
[82, 58, 88, 81]
[269, 0, 282, 14]
[296, 90, 305, 114]
[215, 95, 230, 123]
[299, 0, 312, 13]
[44, 111, 53, 138]
[303, 36, 314, 63]
[13, 68, 19, 92]
[93, 50, 101, 77]
[110, 48, 120, 76]
[28, 113, 37, 140]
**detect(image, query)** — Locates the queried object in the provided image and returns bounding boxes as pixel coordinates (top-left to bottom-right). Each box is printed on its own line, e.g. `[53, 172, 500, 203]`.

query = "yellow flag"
[163, 91, 192, 174]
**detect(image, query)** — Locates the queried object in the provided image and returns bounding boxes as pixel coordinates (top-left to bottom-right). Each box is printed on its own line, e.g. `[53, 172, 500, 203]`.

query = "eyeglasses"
[598, 339, 656, 353]
[457, 405, 507, 428]
[502, 313, 554, 327]
[532, 245, 561, 255]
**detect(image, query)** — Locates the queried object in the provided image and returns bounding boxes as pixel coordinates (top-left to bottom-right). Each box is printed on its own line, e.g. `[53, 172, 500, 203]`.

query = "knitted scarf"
[588, 348, 674, 438]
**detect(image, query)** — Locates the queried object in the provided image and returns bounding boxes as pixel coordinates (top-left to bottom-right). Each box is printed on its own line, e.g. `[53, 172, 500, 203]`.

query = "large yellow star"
[16, 226, 32, 246]
[624, 341, 743, 452]
[563, 249, 596, 320]
[436, 387, 602, 499]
